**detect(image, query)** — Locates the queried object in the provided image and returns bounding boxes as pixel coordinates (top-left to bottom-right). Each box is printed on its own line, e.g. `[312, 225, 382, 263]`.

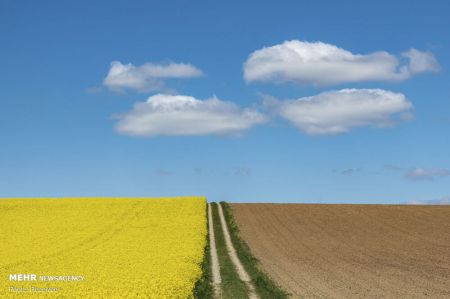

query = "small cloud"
[233, 166, 252, 176]
[271, 89, 412, 135]
[405, 197, 450, 205]
[259, 93, 280, 112]
[384, 164, 404, 172]
[404, 167, 450, 181]
[156, 168, 171, 177]
[114, 94, 268, 137]
[401, 48, 440, 75]
[85, 86, 103, 94]
[103, 61, 203, 92]
[340, 168, 361, 176]
[332, 168, 362, 176]
[341, 169, 354, 175]
[193, 168, 204, 175]
[244, 40, 439, 86]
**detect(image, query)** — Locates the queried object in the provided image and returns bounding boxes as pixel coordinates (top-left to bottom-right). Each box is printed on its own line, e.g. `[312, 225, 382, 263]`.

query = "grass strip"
[212, 202, 248, 299]
[220, 202, 290, 299]
[193, 204, 213, 298]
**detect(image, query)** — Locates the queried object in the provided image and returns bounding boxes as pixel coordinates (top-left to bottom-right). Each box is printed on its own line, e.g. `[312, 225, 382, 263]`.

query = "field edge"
[193, 201, 213, 298]
[221, 202, 290, 299]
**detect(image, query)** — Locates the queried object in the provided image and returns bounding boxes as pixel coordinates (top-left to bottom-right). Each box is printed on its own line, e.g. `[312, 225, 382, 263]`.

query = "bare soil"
[231, 204, 450, 299]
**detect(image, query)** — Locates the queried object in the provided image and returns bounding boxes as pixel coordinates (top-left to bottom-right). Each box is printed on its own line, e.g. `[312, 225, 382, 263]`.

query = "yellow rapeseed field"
[0, 197, 207, 298]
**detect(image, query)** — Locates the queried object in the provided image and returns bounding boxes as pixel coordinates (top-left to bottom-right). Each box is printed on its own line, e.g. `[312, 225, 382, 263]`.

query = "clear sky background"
[1, 0, 449, 203]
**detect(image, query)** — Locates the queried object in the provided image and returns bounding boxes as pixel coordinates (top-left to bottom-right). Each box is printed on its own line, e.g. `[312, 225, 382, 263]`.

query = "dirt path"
[208, 203, 222, 298]
[232, 204, 450, 299]
[217, 203, 259, 299]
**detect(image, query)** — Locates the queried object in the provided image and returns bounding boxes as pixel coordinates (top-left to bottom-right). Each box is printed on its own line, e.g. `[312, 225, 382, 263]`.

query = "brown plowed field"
[231, 204, 450, 299]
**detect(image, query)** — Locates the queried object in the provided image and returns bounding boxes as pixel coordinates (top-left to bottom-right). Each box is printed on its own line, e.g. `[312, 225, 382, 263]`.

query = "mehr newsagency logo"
[8, 273, 85, 293]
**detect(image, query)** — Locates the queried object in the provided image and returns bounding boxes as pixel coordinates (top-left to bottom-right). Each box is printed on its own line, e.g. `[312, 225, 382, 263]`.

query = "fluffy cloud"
[103, 61, 203, 92]
[244, 40, 439, 85]
[274, 89, 412, 135]
[115, 94, 268, 137]
[404, 168, 450, 181]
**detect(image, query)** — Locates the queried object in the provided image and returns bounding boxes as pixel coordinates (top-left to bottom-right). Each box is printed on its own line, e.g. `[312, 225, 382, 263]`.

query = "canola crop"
[0, 197, 207, 298]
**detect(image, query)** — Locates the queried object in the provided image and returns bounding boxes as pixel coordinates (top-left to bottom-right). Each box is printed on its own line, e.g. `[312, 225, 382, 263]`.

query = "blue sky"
[1, 0, 449, 203]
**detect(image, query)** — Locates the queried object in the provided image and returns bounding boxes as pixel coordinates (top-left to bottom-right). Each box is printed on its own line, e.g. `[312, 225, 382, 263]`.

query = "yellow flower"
[0, 197, 207, 298]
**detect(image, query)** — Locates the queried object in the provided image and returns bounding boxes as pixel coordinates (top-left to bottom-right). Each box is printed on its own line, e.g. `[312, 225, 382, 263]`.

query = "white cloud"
[103, 61, 203, 92]
[274, 89, 412, 135]
[404, 168, 450, 181]
[115, 94, 268, 137]
[406, 197, 450, 205]
[402, 49, 440, 75]
[244, 40, 439, 85]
